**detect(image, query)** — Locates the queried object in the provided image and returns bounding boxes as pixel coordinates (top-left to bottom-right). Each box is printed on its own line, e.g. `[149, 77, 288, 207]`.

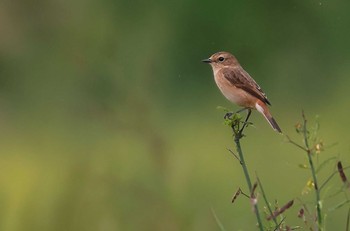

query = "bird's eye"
[218, 57, 225, 62]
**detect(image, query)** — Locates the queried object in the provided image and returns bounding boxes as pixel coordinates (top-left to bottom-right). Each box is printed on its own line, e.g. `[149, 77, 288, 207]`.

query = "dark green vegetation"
[1, 0, 350, 230]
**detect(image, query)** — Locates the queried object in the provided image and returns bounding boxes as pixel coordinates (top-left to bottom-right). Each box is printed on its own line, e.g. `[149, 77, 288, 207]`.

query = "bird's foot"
[224, 112, 234, 119]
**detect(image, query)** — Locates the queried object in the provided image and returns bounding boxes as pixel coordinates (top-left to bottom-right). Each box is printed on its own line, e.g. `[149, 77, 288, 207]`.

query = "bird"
[202, 51, 282, 133]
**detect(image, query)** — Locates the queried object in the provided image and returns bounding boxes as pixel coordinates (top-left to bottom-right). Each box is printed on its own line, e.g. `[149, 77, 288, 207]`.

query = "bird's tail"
[255, 101, 282, 133]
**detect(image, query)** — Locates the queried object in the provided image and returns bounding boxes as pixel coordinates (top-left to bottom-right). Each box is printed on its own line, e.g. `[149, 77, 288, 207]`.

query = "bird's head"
[202, 51, 239, 69]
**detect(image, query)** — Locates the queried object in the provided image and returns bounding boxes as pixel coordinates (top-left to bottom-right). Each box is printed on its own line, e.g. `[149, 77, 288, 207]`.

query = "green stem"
[302, 113, 322, 230]
[306, 151, 322, 229]
[234, 135, 264, 231]
[257, 176, 279, 228]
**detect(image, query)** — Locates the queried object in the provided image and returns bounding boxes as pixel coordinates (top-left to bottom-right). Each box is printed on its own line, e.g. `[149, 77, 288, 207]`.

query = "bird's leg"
[224, 107, 248, 119]
[239, 109, 252, 134]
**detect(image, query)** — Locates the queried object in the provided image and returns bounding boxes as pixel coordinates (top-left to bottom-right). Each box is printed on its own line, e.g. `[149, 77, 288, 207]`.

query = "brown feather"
[222, 68, 271, 105]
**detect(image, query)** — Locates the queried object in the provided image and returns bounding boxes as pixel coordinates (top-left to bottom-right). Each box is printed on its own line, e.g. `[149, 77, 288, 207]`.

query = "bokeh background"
[1, 0, 350, 230]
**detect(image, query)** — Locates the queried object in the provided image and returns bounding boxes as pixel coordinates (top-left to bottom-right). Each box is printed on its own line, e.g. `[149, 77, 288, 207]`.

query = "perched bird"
[202, 51, 282, 133]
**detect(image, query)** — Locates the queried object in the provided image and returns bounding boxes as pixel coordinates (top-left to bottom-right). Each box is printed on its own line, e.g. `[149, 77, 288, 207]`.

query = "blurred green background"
[1, 0, 350, 230]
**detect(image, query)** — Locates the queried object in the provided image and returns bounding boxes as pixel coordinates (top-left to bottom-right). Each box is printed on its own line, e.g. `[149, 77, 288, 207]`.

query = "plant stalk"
[234, 135, 264, 231]
[302, 112, 322, 230]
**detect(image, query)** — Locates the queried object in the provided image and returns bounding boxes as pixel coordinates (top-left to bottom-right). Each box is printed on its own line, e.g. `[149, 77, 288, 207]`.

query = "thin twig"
[227, 148, 242, 164]
[256, 175, 279, 227]
[346, 207, 350, 231]
[285, 135, 308, 152]
[231, 113, 264, 231]
[240, 191, 250, 198]
[274, 216, 286, 231]
[319, 166, 350, 191]
[301, 111, 322, 230]
[211, 208, 227, 231]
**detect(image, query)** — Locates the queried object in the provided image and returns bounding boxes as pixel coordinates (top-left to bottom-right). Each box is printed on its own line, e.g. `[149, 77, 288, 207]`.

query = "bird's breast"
[214, 74, 256, 108]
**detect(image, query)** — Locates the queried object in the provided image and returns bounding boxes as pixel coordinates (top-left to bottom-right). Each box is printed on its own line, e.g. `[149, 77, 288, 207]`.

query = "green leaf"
[216, 106, 230, 112]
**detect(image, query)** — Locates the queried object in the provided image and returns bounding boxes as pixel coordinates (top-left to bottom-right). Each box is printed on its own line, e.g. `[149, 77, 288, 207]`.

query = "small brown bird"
[202, 51, 282, 133]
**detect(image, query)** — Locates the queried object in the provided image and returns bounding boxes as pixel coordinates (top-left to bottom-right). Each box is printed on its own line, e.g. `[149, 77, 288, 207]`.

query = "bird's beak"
[202, 58, 212, 63]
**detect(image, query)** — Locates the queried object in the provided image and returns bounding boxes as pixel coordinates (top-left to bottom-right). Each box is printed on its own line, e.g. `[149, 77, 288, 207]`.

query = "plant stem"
[234, 135, 264, 231]
[306, 150, 322, 230]
[257, 176, 279, 228]
[302, 112, 322, 230]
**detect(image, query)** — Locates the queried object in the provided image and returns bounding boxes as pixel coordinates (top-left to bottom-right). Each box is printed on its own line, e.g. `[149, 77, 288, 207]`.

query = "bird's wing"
[222, 68, 271, 105]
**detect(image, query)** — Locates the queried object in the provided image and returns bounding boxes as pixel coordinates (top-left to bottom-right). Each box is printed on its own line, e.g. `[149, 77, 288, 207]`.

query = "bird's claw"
[224, 112, 234, 119]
